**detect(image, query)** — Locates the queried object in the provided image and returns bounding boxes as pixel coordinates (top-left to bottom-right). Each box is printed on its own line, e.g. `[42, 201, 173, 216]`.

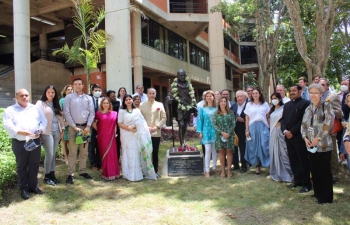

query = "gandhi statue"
[166, 69, 197, 147]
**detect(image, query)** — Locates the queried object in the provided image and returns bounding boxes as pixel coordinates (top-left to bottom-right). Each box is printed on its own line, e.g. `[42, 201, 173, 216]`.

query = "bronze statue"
[166, 69, 197, 147]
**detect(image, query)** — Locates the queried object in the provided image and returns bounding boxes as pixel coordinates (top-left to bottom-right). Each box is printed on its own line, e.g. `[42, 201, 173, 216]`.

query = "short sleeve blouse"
[244, 102, 270, 127]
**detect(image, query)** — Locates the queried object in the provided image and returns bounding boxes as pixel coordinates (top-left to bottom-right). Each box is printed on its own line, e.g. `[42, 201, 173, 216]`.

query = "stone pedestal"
[161, 148, 204, 177]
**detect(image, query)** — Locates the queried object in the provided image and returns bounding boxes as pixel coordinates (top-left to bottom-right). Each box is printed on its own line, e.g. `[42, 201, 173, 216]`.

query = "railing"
[31, 48, 66, 64]
[0, 49, 66, 77]
[0, 53, 14, 77]
[169, 2, 208, 14]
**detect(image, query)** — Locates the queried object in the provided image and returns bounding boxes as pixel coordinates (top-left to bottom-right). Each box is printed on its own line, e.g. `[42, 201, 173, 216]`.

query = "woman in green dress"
[213, 96, 236, 178]
[59, 85, 73, 164]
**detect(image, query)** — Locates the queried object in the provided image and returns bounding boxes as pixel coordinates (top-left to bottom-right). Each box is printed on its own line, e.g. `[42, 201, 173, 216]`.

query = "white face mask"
[271, 99, 279, 106]
[341, 85, 348, 92]
[93, 91, 101, 98]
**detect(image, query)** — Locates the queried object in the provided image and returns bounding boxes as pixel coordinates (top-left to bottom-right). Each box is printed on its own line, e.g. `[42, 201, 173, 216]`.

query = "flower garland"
[171, 77, 197, 111]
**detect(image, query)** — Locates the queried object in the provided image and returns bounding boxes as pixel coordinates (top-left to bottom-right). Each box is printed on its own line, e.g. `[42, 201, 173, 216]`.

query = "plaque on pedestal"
[164, 147, 204, 176]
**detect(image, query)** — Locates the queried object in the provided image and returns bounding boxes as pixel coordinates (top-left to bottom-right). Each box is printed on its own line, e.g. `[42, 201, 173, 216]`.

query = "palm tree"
[53, 0, 110, 94]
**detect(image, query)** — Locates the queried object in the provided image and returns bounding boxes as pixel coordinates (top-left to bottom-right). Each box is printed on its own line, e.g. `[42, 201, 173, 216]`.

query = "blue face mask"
[307, 146, 318, 153]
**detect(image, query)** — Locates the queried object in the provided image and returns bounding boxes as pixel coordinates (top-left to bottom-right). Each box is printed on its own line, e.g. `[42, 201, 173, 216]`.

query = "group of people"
[195, 76, 350, 205]
[3, 74, 350, 205]
[3, 79, 166, 200]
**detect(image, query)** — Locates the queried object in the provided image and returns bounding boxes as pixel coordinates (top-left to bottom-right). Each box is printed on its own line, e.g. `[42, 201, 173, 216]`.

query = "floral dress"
[213, 112, 236, 151]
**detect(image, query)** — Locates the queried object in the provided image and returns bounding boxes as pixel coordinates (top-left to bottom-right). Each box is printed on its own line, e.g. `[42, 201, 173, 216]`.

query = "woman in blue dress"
[197, 90, 218, 178]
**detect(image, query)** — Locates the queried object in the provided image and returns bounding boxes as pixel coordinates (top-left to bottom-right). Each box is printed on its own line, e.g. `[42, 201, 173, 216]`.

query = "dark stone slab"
[168, 155, 204, 176]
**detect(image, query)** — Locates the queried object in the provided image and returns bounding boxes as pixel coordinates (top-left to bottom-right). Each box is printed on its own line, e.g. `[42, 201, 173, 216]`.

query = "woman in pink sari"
[92, 98, 120, 180]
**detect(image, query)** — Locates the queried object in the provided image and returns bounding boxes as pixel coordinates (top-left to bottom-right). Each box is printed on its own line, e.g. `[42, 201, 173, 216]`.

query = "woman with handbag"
[59, 85, 73, 164]
[36, 85, 65, 185]
[301, 83, 334, 204]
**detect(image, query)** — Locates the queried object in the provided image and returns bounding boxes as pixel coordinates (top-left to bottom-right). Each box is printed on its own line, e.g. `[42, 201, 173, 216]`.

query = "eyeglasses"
[310, 92, 321, 95]
[19, 94, 29, 97]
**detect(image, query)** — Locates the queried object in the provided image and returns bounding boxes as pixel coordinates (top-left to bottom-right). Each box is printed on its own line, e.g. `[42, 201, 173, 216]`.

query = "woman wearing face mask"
[268, 93, 293, 182]
[301, 83, 334, 204]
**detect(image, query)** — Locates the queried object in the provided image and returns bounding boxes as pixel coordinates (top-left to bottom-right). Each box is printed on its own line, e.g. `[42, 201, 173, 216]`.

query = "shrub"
[0, 108, 17, 199]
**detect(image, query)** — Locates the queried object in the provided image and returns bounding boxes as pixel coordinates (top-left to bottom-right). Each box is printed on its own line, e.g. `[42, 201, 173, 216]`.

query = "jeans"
[41, 130, 61, 174]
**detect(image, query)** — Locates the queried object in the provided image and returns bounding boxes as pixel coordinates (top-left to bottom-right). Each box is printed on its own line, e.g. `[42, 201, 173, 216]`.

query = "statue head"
[177, 69, 187, 82]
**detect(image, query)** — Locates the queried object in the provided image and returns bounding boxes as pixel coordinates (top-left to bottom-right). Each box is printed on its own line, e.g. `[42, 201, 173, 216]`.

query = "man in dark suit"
[89, 84, 103, 171]
[233, 90, 248, 173]
[280, 85, 312, 193]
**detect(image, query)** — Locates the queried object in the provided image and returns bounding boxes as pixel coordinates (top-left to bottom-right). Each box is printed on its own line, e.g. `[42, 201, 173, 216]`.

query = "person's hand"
[74, 127, 82, 132]
[304, 138, 312, 147]
[342, 121, 348, 128]
[339, 153, 346, 162]
[129, 125, 137, 133]
[311, 138, 319, 147]
[221, 132, 229, 139]
[245, 131, 249, 137]
[237, 117, 244, 122]
[83, 126, 90, 136]
[199, 133, 203, 139]
[285, 131, 293, 139]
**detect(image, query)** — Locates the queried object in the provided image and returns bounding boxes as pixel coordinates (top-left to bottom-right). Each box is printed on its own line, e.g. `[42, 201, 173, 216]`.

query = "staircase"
[0, 49, 68, 108]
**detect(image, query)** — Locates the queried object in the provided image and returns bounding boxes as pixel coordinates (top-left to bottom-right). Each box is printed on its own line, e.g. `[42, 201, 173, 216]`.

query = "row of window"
[142, 18, 187, 61]
[141, 18, 210, 71]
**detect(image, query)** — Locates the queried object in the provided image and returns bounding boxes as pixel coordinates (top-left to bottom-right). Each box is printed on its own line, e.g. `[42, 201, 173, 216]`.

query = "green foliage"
[0, 108, 17, 199]
[52, 0, 110, 93]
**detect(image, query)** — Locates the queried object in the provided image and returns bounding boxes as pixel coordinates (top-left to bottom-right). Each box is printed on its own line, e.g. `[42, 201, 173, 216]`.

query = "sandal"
[205, 172, 210, 178]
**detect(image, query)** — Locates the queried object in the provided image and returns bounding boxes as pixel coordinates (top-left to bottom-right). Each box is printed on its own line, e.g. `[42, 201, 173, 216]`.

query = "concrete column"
[132, 12, 143, 90]
[13, 0, 31, 95]
[208, 0, 226, 91]
[39, 33, 48, 59]
[105, 0, 132, 93]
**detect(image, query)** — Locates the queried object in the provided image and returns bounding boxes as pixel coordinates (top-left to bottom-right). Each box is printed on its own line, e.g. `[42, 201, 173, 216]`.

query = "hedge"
[0, 108, 17, 199]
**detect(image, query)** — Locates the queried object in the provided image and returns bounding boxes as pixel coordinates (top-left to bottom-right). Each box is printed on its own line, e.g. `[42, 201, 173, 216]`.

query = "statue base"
[161, 147, 204, 177]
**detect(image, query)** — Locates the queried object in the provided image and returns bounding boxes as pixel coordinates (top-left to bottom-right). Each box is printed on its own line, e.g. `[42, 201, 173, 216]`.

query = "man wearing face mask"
[89, 84, 103, 171]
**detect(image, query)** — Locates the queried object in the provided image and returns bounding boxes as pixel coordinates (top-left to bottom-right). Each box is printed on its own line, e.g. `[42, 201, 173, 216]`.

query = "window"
[141, 18, 187, 61]
[240, 46, 257, 64]
[189, 42, 209, 71]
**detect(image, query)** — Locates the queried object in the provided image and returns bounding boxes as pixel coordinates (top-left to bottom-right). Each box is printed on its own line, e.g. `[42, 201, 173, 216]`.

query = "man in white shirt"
[133, 84, 148, 102]
[3, 89, 47, 200]
[276, 84, 290, 103]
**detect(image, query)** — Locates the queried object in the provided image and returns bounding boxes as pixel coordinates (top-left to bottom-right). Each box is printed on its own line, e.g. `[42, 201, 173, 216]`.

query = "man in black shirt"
[280, 85, 312, 193]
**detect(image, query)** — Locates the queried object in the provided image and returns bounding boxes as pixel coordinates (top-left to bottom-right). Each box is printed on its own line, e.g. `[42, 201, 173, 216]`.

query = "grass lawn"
[1, 140, 350, 225]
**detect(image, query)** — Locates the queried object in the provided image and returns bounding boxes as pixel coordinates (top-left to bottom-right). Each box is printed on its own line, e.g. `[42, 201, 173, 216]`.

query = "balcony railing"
[169, 2, 208, 14]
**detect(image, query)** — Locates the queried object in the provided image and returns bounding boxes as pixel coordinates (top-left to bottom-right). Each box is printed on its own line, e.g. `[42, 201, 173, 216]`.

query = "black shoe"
[299, 186, 312, 193]
[287, 183, 301, 188]
[44, 174, 56, 186]
[232, 166, 240, 171]
[50, 171, 59, 184]
[29, 187, 43, 195]
[20, 190, 30, 200]
[156, 173, 161, 178]
[79, 173, 93, 179]
[66, 175, 74, 184]
[240, 168, 247, 173]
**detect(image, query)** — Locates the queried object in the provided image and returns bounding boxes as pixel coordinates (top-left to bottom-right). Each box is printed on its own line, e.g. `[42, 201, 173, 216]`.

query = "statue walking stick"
[169, 79, 175, 148]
